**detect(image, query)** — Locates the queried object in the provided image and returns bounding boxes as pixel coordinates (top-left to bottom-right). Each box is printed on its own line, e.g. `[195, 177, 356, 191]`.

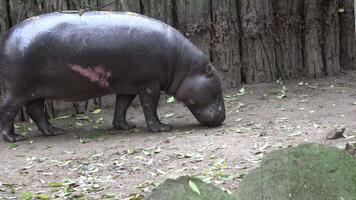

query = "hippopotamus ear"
[203, 64, 214, 77]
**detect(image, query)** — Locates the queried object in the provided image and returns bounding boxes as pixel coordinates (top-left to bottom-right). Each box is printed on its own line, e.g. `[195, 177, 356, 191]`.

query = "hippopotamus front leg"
[0, 96, 26, 142]
[25, 98, 64, 136]
[138, 82, 172, 132]
[113, 94, 136, 130]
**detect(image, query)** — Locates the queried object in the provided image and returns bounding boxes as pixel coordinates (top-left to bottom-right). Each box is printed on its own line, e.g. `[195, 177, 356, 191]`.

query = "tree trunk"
[304, 0, 342, 78]
[240, 0, 277, 84]
[339, 0, 356, 70]
[68, 0, 98, 10]
[0, 0, 9, 39]
[174, 0, 211, 57]
[141, 0, 174, 25]
[273, 0, 304, 79]
[211, 0, 241, 87]
[322, 0, 340, 76]
[98, 0, 140, 12]
[304, 0, 325, 78]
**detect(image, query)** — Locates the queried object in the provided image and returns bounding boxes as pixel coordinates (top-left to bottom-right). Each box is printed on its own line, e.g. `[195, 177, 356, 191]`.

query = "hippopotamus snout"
[189, 95, 226, 127]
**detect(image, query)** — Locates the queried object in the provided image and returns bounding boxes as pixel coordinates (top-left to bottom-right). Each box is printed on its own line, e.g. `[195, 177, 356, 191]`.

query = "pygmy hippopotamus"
[0, 11, 225, 142]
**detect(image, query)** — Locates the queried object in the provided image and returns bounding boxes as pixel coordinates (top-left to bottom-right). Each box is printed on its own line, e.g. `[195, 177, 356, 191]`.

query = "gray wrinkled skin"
[0, 11, 225, 142]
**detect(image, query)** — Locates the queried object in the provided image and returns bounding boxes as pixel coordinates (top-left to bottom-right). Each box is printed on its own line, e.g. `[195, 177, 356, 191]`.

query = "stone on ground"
[147, 176, 236, 200]
[235, 143, 356, 200]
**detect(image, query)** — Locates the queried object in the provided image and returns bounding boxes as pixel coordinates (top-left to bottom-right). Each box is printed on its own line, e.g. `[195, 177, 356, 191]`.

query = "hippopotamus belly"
[0, 11, 225, 143]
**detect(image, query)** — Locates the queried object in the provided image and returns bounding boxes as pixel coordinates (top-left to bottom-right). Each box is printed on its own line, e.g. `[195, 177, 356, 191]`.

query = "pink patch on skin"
[69, 64, 112, 88]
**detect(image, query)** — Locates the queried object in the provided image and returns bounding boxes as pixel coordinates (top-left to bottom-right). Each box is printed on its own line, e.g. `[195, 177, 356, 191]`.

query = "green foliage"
[21, 192, 49, 200]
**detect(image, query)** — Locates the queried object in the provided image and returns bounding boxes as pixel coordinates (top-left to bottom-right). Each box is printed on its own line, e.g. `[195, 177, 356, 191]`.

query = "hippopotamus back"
[0, 11, 225, 143]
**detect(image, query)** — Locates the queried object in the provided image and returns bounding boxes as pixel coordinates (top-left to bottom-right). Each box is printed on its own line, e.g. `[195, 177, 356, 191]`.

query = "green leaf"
[189, 180, 201, 195]
[276, 90, 286, 99]
[21, 192, 34, 200]
[79, 138, 88, 144]
[54, 115, 71, 120]
[48, 182, 64, 187]
[237, 87, 246, 96]
[147, 176, 235, 200]
[164, 113, 174, 118]
[167, 96, 175, 103]
[92, 108, 101, 114]
[8, 143, 18, 149]
[75, 122, 84, 126]
[35, 193, 49, 199]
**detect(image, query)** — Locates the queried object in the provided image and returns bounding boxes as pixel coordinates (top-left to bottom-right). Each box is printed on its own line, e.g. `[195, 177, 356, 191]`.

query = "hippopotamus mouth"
[188, 95, 226, 127]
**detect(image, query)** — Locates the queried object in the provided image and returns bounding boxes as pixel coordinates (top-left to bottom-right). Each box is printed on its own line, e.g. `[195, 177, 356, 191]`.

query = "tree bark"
[240, 0, 277, 84]
[68, 0, 98, 10]
[304, 0, 324, 78]
[97, 0, 140, 12]
[304, 0, 342, 78]
[0, 0, 9, 39]
[174, 0, 211, 57]
[322, 0, 340, 76]
[273, 0, 304, 79]
[141, 0, 174, 25]
[211, 0, 241, 87]
[339, 0, 356, 70]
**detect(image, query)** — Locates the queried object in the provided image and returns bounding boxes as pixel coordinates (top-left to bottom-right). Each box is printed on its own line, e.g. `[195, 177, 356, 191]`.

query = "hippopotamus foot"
[114, 121, 136, 130]
[41, 125, 65, 136]
[147, 122, 173, 132]
[25, 98, 64, 136]
[2, 129, 26, 143]
[0, 97, 26, 142]
[113, 94, 136, 130]
[138, 82, 173, 133]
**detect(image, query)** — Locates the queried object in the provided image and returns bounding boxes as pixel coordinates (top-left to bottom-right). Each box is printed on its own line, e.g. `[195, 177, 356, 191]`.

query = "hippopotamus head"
[175, 61, 226, 127]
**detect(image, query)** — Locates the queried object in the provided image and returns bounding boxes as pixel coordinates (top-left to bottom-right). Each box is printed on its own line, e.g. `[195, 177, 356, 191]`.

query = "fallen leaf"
[92, 108, 101, 114]
[54, 115, 71, 120]
[188, 180, 201, 195]
[49, 182, 64, 187]
[164, 113, 174, 118]
[167, 96, 175, 103]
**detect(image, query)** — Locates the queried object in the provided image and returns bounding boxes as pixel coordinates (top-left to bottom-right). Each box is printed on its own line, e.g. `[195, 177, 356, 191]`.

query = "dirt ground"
[1, 71, 356, 200]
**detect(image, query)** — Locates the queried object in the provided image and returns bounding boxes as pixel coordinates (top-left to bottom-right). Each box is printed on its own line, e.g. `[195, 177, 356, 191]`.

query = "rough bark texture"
[340, 0, 356, 70]
[240, 0, 277, 84]
[0, 0, 354, 120]
[141, 0, 174, 25]
[174, 0, 211, 57]
[304, 0, 325, 78]
[323, 0, 340, 76]
[304, 0, 342, 78]
[273, 0, 304, 79]
[0, 0, 9, 39]
[211, 0, 241, 87]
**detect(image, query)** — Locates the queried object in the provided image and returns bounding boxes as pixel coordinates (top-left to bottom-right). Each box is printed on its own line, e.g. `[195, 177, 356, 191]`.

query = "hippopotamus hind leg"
[0, 96, 26, 142]
[138, 82, 172, 132]
[25, 98, 64, 136]
[113, 94, 136, 130]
